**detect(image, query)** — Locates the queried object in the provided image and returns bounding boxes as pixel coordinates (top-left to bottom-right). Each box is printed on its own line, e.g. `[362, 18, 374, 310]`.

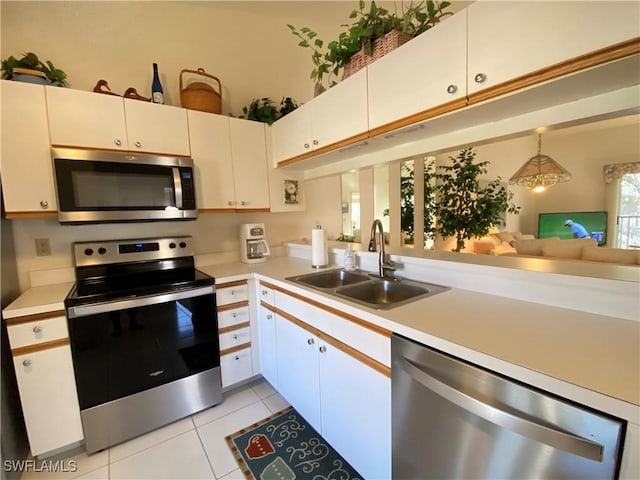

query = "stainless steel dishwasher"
[391, 334, 626, 479]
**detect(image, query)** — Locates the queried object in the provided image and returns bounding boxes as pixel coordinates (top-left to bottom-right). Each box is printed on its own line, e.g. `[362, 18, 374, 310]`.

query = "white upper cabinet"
[46, 87, 190, 156]
[467, 1, 640, 96]
[188, 110, 236, 209]
[1, 81, 58, 213]
[367, 9, 467, 131]
[123, 99, 190, 156]
[264, 127, 305, 212]
[271, 68, 368, 165]
[46, 86, 128, 151]
[229, 117, 270, 210]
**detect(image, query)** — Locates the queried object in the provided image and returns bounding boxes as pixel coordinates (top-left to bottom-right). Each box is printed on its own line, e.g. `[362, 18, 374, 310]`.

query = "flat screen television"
[538, 211, 608, 246]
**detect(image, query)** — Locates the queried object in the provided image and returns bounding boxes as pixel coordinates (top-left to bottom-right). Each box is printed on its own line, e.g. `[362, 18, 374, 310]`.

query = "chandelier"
[509, 134, 571, 192]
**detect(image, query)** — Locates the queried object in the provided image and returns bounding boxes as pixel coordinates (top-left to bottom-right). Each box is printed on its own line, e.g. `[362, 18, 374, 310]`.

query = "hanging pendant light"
[509, 134, 571, 192]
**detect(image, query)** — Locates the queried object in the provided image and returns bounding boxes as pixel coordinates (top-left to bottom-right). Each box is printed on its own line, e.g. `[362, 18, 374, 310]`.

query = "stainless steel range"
[64, 236, 222, 454]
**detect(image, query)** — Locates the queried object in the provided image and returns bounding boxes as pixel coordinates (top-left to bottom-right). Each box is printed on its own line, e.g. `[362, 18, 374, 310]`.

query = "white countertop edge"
[2, 301, 66, 319]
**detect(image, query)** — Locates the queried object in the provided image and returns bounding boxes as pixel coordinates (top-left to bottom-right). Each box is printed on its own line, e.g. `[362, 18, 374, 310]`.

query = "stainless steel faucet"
[368, 219, 396, 278]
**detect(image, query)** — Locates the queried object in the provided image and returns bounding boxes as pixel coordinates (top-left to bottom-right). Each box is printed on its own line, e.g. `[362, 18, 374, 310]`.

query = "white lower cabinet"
[13, 345, 83, 456]
[272, 289, 391, 480]
[258, 305, 278, 389]
[220, 347, 253, 388]
[319, 341, 391, 479]
[275, 315, 322, 431]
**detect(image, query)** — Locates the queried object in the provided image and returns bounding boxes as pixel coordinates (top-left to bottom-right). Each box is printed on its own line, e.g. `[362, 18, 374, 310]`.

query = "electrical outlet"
[35, 238, 51, 256]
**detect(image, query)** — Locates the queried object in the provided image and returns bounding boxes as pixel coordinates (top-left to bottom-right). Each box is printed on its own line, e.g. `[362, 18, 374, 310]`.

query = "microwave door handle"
[173, 167, 183, 209]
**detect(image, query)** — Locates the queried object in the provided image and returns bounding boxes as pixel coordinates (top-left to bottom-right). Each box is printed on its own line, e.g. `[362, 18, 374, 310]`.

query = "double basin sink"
[287, 269, 448, 310]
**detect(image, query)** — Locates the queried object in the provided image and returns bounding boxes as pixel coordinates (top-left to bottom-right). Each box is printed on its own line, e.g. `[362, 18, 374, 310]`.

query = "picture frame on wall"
[283, 179, 299, 204]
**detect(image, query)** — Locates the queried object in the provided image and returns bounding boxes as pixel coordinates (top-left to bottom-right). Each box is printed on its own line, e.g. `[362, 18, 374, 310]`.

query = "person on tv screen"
[564, 219, 589, 238]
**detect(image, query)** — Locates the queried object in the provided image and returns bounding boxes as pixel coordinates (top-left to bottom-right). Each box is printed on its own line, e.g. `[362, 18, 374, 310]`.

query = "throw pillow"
[513, 237, 560, 256]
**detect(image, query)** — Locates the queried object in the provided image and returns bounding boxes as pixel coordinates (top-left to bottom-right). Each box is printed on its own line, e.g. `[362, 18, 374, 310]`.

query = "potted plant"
[1, 52, 68, 86]
[288, 0, 452, 92]
[239, 97, 299, 125]
[435, 148, 520, 252]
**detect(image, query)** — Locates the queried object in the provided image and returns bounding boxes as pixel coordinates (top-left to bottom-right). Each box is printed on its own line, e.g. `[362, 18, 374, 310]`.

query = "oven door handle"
[67, 285, 215, 319]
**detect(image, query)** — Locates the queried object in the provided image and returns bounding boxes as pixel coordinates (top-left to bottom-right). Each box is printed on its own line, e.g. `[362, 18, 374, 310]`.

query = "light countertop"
[200, 257, 640, 422]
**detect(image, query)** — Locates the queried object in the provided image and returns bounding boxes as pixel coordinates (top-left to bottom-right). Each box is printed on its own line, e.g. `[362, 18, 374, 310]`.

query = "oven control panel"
[73, 236, 194, 267]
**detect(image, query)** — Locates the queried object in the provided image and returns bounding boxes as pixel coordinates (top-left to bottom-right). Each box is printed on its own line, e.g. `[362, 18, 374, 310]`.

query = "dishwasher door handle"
[397, 356, 605, 462]
[67, 286, 215, 319]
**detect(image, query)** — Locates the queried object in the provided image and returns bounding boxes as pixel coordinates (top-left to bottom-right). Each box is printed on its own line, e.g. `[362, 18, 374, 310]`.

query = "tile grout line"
[192, 419, 218, 480]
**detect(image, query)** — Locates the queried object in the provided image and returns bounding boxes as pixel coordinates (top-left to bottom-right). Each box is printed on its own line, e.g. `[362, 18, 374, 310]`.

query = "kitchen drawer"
[221, 347, 253, 388]
[258, 282, 275, 306]
[218, 305, 249, 329]
[216, 282, 249, 306]
[219, 326, 251, 351]
[7, 315, 69, 349]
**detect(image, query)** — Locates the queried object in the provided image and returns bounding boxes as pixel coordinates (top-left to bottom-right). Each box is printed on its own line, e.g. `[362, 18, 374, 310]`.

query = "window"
[616, 172, 640, 248]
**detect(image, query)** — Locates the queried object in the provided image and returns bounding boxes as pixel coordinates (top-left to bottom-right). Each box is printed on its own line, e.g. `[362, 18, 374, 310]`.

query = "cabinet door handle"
[233, 334, 238, 340]
[228, 201, 234, 206]
[232, 312, 237, 318]
[267, 314, 273, 319]
[22, 359, 31, 367]
[234, 355, 240, 361]
[40, 200, 48, 209]
[474, 73, 487, 84]
[231, 290, 235, 295]
[312, 139, 319, 146]
[240, 201, 247, 206]
[134, 141, 142, 148]
[261, 290, 268, 295]
[307, 338, 315, 345]
[32, 326, 42, 334]
[115, 139, 122, 146]
[319, 346, 327, 353]
[304, 143, 310, 149]
[446, 84, 457, 94]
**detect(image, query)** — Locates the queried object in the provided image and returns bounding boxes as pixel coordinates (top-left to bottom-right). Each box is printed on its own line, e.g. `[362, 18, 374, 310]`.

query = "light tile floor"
[19, 379, 289, 480]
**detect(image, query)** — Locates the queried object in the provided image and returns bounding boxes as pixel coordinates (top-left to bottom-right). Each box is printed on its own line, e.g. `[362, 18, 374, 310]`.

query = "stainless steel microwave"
[52, 147, 198, 224]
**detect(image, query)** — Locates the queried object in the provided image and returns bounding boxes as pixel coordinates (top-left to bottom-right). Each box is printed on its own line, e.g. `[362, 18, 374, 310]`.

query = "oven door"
[67, 285, 219, 411]
[52, 148, 197, 223]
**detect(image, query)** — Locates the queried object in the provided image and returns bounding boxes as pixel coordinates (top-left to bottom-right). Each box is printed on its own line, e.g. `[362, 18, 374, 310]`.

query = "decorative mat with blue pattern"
[225, 406, 363, 480]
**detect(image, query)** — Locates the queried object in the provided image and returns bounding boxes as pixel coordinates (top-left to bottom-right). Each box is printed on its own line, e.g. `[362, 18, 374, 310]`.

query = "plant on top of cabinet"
[239, 97, 299, 125]
[1, 52, 67, 86]
[436, 148, 520, 252]
[288, 0, 452, 92]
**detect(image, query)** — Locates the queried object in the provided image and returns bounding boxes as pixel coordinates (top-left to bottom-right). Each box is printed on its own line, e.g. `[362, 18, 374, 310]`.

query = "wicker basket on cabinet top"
[180, 68, 222, 114]
[343, 30, 413, 79]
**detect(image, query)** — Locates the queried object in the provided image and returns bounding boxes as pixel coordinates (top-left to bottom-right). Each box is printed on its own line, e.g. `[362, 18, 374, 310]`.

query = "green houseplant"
[1, 52, 68, 86]
[435, 148, 520, 252]
[288, 0, 451, 91]
[239, 97, 299, 125]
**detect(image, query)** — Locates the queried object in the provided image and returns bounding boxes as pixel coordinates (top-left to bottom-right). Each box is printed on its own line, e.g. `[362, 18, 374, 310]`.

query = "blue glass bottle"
[151, 63, 164, 104]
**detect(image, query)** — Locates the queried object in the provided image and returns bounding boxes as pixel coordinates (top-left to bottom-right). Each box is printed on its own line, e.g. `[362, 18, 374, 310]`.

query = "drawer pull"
[33, 326, 42, 334]
[319, 346, 327, 353]
[307, 338, 314, 345]
[22, 359, 31, 367]
[233, 334, 238, 340]
[234, 355, 240, 361]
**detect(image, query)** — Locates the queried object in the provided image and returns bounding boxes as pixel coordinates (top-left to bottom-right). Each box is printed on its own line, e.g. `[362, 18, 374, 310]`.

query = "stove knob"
[169, 242, 177, 249]
[84, 248, 94, 256]
[98, 247, 107, 255]
[179, 242, 187, 248]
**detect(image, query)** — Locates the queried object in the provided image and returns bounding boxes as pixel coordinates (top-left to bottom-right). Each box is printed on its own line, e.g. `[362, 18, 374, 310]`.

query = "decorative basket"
[180, 68, 222, 114]
[343, 30, 413, 79]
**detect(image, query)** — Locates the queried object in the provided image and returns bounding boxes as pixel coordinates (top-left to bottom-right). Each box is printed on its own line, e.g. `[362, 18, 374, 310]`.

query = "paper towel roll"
[311, 226, 328, 268]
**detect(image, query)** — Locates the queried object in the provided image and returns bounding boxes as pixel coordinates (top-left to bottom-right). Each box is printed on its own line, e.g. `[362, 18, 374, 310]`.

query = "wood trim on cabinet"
[274, 305, 391, 378]
[260, 301, 277, 313]
[468, 37, 640, 106]
[368, 97, 468, 138]
[218, 321, 250, 334]
[217, 300, 249, 312]
[276, 131, 370, 168]
[51, 144, 192, 159]
[12, 338, 69, 357]
[5, 310, 66, 326]
[268, 283, 392, 338]
[217, 280, 248, 289]
[198, 208, 271, 214]
[220, 342, 251, 356]
[4, 211, 58, 219]
[259, 281, 278, 291]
